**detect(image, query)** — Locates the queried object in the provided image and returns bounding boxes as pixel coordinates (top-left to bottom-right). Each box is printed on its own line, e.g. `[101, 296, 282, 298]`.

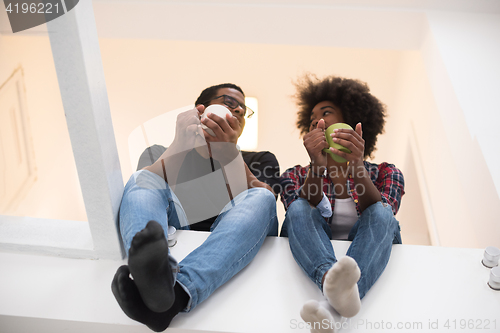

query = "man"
[112, 83, 280, 331]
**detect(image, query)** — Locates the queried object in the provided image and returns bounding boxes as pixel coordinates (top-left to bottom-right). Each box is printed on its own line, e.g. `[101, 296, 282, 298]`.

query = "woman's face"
[308, 101, 344, 132]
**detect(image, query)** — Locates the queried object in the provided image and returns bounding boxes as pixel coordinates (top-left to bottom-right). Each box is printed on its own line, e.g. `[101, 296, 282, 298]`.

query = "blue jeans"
[119, 170, 278, 312]
[280, 198, 401, 299]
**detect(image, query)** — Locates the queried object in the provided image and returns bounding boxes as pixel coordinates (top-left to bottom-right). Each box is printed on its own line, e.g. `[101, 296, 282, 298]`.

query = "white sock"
[323, 256, 361, 318]
[300, 300, 336, 333]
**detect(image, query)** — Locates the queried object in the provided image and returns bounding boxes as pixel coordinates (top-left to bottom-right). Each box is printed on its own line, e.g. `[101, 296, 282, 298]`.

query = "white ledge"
[0, 216, 95, 258]
[0, 231, 498, 332]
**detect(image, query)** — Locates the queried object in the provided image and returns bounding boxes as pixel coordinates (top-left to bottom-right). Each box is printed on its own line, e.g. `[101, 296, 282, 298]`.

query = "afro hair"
[295, 74, 386, 159]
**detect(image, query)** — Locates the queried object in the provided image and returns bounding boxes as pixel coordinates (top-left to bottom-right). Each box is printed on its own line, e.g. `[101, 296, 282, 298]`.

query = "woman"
[280, 75, 404, 329]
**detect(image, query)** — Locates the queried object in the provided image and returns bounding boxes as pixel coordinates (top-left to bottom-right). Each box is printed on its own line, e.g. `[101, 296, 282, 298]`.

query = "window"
[0, 1, 123, 260]
[0, 68, 36, 214]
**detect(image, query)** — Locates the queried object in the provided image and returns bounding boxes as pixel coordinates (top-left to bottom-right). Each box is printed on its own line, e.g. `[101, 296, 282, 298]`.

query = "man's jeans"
[119, 170, 278, 312]
[280, 198, 402, 299]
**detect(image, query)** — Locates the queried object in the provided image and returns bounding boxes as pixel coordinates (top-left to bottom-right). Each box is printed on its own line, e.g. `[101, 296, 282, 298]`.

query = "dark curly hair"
[195, 83, 245, 106]
[295, 74, 386, 159]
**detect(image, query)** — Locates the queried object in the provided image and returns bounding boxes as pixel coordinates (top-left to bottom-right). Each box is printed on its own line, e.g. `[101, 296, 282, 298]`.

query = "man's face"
[205, 88, 246, 137]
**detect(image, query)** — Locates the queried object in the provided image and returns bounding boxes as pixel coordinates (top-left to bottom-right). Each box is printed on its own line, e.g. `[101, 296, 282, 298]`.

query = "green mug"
[323, 123, 353, 163]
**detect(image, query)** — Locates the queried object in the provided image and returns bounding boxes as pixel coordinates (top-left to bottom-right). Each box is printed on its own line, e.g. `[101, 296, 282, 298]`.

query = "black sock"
[112, 267, 191, 332]
[128, 220, 175, 313]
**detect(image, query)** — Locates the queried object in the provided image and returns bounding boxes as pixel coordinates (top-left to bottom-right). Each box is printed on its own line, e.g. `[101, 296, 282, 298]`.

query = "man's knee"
[248, 187, 277, 210]
[134, 170, 169, 190]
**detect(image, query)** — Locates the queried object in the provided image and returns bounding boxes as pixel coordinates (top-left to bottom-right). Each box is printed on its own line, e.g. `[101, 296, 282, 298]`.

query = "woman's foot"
[300, 300, 336, 333]
[323, 256, 361, 318]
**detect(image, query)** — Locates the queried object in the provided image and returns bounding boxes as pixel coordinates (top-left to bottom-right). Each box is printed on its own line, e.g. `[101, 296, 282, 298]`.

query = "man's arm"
[244, 151, 281, 198]
[142, 106, 207, 184]
[143, 148, 193, 184]
[245, 162, 274, 194]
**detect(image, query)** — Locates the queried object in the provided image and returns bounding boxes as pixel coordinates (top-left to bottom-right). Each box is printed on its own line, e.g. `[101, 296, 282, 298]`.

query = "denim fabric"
[280, 198, 401, 299]
[119, 170, 278, 312]
[120, 171, 187, 255]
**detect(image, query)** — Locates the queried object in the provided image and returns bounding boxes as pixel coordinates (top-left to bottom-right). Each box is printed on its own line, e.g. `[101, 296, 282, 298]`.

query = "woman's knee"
[362, 201, 401, 241]
[280, 199, 307, 237]
[267, 216, 279, 237]
[286, 198, 312, 216]
[283, 198, 326, 234]
[364, 201, 394, 222]
[281, 199, 306, 235]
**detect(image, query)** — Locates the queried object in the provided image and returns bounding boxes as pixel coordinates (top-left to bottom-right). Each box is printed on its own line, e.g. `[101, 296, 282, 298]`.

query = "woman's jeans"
[119, 170, 278, 312]
[280, 198, 402, 299]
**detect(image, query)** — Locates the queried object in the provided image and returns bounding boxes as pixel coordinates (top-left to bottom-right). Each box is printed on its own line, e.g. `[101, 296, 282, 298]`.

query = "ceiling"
[1, 0, 499, 42]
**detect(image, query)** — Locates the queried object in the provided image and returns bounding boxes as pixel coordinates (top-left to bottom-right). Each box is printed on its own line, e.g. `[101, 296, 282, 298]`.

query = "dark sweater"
[137, 145, 280, 231]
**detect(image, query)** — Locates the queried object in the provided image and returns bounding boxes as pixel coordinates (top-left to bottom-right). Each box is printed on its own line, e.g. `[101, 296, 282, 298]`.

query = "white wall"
[93, 2, 500, 249]
[426, 12, 500, 195]
[1, 3, 500, 332]
[420, 14, 500, 248]
[1, 35, 420, 240]
[99, 39, 410, 234]
[100, 39, 403, 179]
[372, 13, 500, 249]
[2, 2, 499, 249]
[0, 35, 87, 222]
[4, 34, 498, 247]
[383, 49, 483, 248]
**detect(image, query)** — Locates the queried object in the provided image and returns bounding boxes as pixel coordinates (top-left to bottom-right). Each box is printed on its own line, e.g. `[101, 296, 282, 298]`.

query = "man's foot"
[111, 265, 176, 332]
[323, 256, 361, 318]
[300, 300, 336, 333]
[128, 220, 175, 313]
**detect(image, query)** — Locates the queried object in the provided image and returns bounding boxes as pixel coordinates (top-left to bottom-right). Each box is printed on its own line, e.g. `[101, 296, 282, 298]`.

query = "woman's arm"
[299, 167, 325, 206]
[300, 119, 329, 206]
[372, 163, 405, 214]
[329, 123, 381, 213]
[351, 163, 382, 213]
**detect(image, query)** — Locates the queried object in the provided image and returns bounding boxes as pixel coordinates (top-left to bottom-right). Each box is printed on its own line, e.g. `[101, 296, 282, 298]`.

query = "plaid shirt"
[280, 161, 405, 216]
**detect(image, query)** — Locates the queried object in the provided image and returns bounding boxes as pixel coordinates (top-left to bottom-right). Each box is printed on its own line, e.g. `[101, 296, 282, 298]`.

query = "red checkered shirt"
[280, 161, 405, 216]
